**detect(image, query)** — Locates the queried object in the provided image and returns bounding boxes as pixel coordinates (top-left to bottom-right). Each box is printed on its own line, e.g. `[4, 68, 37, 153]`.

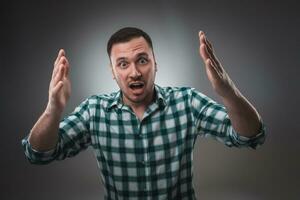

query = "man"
[22, 27, 266, 199]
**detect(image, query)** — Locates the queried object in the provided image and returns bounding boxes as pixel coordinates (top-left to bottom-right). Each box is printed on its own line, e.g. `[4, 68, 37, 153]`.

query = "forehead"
[110, 37, 152, 61]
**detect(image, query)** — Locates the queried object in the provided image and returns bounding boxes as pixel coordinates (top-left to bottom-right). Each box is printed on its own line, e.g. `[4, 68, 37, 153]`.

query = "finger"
[204, 38, 221, 69]
[200, 33, 215, 61]
[199, 31, 212, 51]
[200, 43, 219, 71]
[199, 31, 206, 46]
[52, 81, 64, 97]
[52, 50, 65, 78]
[205, 37, 213, 51]
[57, 56, 67, 67]
[205, 59, 221, 82]
[52, 64, 65, 87]
[201, 34, 223, 73]
[52, 56, 67, 79]
[54, 49, 65, 66]
[63, 57, 70, 77]
[205, 45, 222, 73]
[199, 31, 213, 62]
[52, 63, 59, 79]
[200, 43, 209, 61]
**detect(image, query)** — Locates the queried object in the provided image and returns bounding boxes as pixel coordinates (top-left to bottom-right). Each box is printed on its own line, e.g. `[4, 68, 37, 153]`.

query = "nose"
[129, 64, 142, 79]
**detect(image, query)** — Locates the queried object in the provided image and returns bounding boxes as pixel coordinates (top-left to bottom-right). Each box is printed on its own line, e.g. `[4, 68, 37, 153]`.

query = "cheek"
[114, 72, 127, 85]
[147, 67, 156, 80]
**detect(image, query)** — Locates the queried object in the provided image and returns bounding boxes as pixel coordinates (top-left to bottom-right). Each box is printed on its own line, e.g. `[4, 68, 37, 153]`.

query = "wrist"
[45, 102, 63, 118]
[220, 87, 245, 113]
[222, 87, 241, 101]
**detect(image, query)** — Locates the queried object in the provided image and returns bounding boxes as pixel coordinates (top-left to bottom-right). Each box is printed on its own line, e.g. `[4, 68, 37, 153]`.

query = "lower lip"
[130, 85, 145, 95]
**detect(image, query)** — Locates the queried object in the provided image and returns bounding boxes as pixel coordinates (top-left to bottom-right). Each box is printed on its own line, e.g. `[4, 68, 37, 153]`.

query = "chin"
[122, 85, 153, 105]
[129, 95, 147, 104]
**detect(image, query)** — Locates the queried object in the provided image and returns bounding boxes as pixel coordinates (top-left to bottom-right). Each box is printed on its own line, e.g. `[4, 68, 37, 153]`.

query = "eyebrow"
[115, 52, 149, 63]
[116, 57, 126, 63]
[136, 52, 149, 58]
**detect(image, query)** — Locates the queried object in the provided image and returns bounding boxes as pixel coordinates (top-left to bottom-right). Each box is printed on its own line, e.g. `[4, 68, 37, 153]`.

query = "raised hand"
[199, 31, 237, 98]
[46, 49, 71, 115]
[198, 32, 263, 136]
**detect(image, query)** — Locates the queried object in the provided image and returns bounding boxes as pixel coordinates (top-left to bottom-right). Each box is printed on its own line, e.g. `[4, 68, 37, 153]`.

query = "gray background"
[1, 0, 300, 199]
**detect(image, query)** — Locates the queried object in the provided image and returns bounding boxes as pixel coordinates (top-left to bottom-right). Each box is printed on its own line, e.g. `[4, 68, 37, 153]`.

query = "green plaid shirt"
[22, 85, 266, 200]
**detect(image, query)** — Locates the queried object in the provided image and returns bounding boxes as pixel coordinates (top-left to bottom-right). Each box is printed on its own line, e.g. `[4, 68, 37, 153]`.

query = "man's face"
[110, 37, 157, 106]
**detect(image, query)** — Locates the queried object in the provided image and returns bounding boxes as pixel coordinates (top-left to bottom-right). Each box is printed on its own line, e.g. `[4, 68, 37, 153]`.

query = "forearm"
[221, 88, 261, 137]
[199, 32, 263, 138]
[28, 107, 61, 152]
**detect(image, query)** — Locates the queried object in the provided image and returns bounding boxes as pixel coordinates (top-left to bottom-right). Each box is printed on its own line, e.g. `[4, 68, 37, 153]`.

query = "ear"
[155, 62, 158, 72]
[110, 63, 116, 80]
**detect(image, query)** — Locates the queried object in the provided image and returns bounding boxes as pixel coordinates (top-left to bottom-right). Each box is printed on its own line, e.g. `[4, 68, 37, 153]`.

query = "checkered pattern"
[22, 85, 266, 199]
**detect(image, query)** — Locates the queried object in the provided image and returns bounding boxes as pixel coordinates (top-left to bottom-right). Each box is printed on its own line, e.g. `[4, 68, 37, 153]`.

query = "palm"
[56, 76, 71, 108]
[47, 49, 71, 114]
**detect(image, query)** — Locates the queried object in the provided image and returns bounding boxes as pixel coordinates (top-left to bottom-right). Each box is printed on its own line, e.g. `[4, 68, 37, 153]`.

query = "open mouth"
[129, 82, 145, 90]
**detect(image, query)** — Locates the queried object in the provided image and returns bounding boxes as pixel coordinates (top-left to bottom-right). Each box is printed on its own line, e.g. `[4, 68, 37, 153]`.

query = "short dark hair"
[107, 27, 153, 58]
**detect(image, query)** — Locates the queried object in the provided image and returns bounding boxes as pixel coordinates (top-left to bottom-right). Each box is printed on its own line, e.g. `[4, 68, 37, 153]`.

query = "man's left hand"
[199, 31, 237, 98]
[199, 31, 263, 137]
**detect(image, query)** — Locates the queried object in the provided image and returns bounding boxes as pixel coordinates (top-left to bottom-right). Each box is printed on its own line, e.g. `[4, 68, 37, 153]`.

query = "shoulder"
[157, 85, 206, 99]
[79, 91, 119, 108]
[88, 92, 117, 101]
[157, 85, 216, 107]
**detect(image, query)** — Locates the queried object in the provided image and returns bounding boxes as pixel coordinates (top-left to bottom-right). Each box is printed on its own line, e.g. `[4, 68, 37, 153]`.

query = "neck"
[123, 87, 156, 120]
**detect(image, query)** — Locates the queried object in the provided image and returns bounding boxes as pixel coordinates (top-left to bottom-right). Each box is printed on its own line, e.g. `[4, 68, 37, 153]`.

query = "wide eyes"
[138, 57, 148, 65]
[118, 61, 129, 69]
[117, 57, 149, 69]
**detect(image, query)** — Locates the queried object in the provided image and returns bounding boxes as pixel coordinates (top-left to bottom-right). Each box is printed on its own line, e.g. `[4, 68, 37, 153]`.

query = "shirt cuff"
[230, 121, 266, 149]
[22, 136, 58, 164]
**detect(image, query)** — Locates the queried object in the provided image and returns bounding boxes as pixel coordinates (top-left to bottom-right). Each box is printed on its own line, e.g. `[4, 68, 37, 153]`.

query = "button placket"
[139, 123, 151, 194]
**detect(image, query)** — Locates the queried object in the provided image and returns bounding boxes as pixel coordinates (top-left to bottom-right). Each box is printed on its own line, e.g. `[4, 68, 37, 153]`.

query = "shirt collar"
[154, 84, 167, 109]
[106, 84, 166, 111]
[106, 90, 122, 110]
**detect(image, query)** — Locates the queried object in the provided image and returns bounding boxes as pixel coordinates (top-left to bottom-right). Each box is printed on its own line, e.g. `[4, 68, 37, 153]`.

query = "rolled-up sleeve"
[228, 122, 266, 149]
[22, 98, 92, 164]
[190, 88, 266, 149]
[22, 136, 59, 164]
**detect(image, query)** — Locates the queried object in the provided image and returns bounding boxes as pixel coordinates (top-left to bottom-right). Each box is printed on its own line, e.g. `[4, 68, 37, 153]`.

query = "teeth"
[129, 82, 144, 89]
[130, 82, 143, 86]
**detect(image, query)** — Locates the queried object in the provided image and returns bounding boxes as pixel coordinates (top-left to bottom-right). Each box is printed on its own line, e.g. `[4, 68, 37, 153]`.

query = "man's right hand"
[46, 49, 71, 116]
[28, 49, 71, 151]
